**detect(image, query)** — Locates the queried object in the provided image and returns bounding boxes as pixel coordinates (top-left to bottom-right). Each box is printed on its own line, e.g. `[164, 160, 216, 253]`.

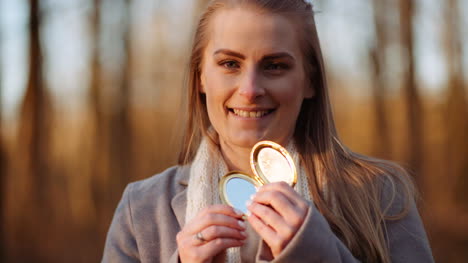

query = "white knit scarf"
[185, 138, 313, 263]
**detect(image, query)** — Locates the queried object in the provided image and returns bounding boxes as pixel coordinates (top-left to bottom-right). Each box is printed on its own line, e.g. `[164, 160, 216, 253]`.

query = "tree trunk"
[443, 0, 468, 209]
[90, 0, 103, 148]
[399, 0, 423, 186]
[370, 0, 391, 159]
[108, 0, 133, 198]
[89, 0, 106, 219]
[16, 0, 50, 261]
[21, 0, 49, 206]
[0, 18, 5, 262]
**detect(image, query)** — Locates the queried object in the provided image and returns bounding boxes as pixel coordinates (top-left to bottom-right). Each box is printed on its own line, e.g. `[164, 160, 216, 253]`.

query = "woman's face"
[200, 7, 314, 148]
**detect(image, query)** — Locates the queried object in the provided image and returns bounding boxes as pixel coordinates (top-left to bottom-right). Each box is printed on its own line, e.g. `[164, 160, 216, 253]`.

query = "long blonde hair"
[178, 1, 415, 262]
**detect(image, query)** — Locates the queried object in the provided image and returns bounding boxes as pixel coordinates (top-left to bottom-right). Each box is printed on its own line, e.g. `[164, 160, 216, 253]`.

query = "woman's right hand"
[176, 205, 247, 263]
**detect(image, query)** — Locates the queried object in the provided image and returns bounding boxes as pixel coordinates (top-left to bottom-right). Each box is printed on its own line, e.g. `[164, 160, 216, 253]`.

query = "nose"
[238, 68, 265, 101]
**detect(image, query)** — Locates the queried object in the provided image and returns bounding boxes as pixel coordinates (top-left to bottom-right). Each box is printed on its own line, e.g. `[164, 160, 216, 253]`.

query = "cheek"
[202, 71, 237, 102]
[203, 77, 225, 104]
[202, 74, 231, 121]
[272, 77, 306, 104]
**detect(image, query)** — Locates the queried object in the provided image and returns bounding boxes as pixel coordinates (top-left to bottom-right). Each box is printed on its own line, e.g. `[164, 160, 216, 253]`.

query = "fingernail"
[250, 194, 255, 200]
[238, 220, 246, 228]
[245, 210, 251, 217]
[240, 231, 247, 237]
[246, 200, 252, 207]
[234, 208, 243, 216]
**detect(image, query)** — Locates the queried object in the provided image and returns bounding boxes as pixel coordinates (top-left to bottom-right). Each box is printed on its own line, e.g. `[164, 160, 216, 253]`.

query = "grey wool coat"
[102, 165, 434, 263]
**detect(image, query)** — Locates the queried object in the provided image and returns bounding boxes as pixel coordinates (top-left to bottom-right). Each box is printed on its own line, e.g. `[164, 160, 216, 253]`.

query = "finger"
[252, 190, 305, 229]
[247, 201, 295, 239]
[258, 182, 308, 210]
[247, 213, 287, 254]
[202, 204, 245, 219]
[193, 225, 246, 244]
[179, 236, 244, 262]
[198, 238, 245, 258]
[186, 213, 246, 234]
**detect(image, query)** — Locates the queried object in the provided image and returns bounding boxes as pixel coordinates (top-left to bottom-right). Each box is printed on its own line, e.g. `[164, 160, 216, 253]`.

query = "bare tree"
[20, 0, 50, 203]
[369, 0, 391, 159]
[90, 0, 104, 149]
[85, 0, 110, 247]
[88, 0, 106, 215]
[15, 0, 51, 261]
[108, 0, 133, 197]
[443, 0, 468, 208]
[0, 16, 5, 261]
[399, 0, 423, 185]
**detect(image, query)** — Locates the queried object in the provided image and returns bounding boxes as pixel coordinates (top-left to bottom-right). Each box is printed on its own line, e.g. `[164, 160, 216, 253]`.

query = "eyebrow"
[263, 52, 295, 61]
[213, 49, 294, 61]
[214, 49, 245, 59]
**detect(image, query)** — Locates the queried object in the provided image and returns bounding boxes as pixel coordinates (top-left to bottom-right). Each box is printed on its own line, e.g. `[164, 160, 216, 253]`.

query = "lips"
[229, 108, 275, 118]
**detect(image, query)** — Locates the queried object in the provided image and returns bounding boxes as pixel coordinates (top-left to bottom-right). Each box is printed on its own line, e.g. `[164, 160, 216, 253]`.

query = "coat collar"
[170, 165, 190, 228]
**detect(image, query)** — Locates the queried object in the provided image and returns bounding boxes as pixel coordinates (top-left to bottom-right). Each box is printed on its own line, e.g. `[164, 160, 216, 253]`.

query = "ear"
[199, 71, 206, 94]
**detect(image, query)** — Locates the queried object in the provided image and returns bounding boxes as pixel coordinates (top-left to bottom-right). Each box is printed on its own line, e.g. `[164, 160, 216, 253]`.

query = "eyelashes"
[264, 62, 291, 71]
[219, 60, 240, 69]
[217, 59, 292, 74]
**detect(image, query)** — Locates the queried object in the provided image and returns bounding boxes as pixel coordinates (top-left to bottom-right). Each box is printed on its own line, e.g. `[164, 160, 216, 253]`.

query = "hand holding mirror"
[219, 141, 297, 214]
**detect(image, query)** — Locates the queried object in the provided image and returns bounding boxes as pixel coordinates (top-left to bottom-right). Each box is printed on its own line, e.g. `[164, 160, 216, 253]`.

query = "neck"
[219, 140, 252, 173]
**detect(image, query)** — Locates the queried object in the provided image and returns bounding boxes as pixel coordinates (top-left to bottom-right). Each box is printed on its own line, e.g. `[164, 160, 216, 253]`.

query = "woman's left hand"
[246, 181, 310, 259]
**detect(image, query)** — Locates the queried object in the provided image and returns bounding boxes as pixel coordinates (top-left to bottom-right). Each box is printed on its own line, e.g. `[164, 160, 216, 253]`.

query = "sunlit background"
[0, 0, 467, 262]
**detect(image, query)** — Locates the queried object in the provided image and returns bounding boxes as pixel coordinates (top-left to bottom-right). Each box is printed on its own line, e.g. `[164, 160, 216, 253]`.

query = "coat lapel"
[171, 165, 190, 228]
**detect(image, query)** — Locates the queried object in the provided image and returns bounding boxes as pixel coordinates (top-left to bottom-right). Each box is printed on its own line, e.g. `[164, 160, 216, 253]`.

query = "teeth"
[232, 109, 270, 118]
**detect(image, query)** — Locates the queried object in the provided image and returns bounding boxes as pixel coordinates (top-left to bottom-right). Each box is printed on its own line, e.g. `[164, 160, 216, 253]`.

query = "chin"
[230, 137, 260, 148]
[227, 133, 266, 148]
[229, 132, 289, 149]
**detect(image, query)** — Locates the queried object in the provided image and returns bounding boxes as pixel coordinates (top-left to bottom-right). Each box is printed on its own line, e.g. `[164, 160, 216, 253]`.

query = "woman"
[103, 0, 434, 262]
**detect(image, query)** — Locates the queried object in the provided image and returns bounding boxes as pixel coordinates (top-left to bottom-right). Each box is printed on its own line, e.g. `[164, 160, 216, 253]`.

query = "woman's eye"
[264, 62, 289, 72]
[220, 60, 239, 69]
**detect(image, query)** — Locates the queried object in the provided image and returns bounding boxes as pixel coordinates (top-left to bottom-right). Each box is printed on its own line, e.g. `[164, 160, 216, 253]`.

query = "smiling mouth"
[229, 108, 275, 118]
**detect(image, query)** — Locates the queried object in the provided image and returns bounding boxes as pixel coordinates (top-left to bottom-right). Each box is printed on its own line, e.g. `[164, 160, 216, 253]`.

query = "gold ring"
[195, 232, 206, 243]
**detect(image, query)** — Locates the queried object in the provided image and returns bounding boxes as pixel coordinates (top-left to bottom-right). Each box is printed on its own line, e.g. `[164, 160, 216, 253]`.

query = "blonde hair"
[178, 1, 415, 262]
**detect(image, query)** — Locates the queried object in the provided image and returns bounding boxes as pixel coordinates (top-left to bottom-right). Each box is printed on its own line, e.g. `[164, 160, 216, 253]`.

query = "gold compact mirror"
[219, 172, 259, 214]
[219, 141, 297, 214]
[251, 141, 297, 187]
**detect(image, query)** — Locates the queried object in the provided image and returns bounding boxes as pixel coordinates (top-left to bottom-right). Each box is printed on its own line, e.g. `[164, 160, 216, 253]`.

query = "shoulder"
[123, 165, 190, 209]
[126, 164, 189, 198]
[128, 165, 189, 193]
[373, 161, 415, 218]
[116, 165, 190, 234]
[103, 165, 190, 262]
[352, 153, 415, 217]
[372, 166, 434, 262]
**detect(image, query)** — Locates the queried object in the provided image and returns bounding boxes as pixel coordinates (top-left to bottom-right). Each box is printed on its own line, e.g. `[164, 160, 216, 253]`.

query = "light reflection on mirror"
[258, 147, 293, 185]
[225, 177, 257, 214]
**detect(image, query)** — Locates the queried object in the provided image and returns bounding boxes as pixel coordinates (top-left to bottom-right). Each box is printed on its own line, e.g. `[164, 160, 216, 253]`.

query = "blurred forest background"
[0, 0, 467, 262]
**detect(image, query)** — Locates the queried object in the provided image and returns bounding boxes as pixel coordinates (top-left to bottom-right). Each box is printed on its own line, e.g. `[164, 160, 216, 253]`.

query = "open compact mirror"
[219, 141, 297, 214]
[219, 172, 259, 214]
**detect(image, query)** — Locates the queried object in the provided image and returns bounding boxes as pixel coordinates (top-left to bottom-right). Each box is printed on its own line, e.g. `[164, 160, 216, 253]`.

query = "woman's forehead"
[205, 8, 302, 58]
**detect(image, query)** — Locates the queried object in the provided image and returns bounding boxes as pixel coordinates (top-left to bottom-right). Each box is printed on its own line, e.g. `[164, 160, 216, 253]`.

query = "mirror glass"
[224, 176, 257, 214]
[257, 147, 295, 185]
